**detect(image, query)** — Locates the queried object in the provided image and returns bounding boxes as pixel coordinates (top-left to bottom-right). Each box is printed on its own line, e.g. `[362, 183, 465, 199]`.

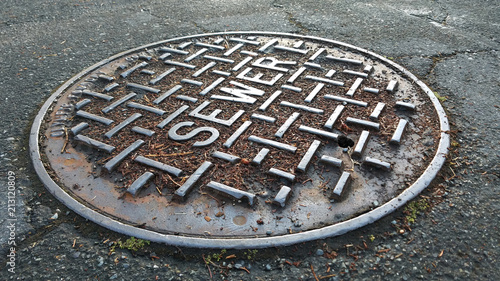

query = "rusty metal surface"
[30, 32, 449, 248]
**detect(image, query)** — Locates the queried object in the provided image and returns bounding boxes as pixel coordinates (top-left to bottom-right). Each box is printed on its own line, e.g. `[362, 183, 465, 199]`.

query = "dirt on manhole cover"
[30, 32, 450, 248]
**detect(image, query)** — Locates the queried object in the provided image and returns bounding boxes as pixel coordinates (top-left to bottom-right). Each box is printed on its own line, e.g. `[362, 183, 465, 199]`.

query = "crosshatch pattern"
[51, 35, 437, 206]
[40, 33, 443, 239]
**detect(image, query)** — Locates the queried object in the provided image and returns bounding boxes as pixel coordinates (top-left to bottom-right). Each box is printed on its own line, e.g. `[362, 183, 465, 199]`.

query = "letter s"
[168, 122, 219, 147]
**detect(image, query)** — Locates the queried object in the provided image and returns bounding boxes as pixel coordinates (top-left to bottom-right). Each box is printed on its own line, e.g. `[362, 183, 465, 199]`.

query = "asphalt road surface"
[0, 0, 498, 280]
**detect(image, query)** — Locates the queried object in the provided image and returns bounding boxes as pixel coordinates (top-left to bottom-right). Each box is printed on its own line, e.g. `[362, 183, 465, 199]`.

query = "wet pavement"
[0, 0, 498, 280]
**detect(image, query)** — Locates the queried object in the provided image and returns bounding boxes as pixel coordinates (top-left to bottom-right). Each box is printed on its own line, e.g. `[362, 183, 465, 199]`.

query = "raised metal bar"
[363, 65, 374, 73]
[74, 134, 115, 153]
[281, 85, 302, 92]
[252, 148, 269, 165]
[346, 78, 363, 96]
[126, 172, 154, 197]
[273, 186, 292, 207]
[251, 113, 276, 123]
[229, 37, 260, 45]
[154, 85, 182, 104]
[212, 70, 231, 76]
[275, 112, 300, 138]
[82, 90, 114, 101]
[98, 74, 114, 81]
[319, 156, 344, 170]
[269, 168, 296, 182]
[296, 140, 321, 172]
[363, 157, 391, 171]
[363, 87, 379, 94]
[303, 62, 322, 69]
[76, 110, 114, 125]
[174, 161, 213, 200]
[127, 102, 166, 115]
[195, 42, 225, 50]
[343, 70, 369, 78]
[224, 43, 244, 56]
[131, 126, 155, 137]
[134, 155, 183, 177]
[141, 69, 155, 75]
[274, 45, 309, 55]
[200, 77, 225, 96]
[70, 122, 89, 135]
[203, 55, 234, 64]
[223, 121, 252, 148]
[324, 105, 344, 129]
[181, 79, 203, 86]
[331, 172, 351, 201]
[75, 99, 91, 110]
[102, 93, 137, 114]
[345, 117, 380, 130]
[184, 48, 208, 62]
[325, 69, 336, 78]
[149, 68, 176, 85]
[352, 130, 370, 157]
[193, 62, 217, 77]
[206, 181, 256, 206]
[308, 48, 325, 61]
[369, 102, 386, 120]
[258, 38, 278, 52]
[304, 83, 325, 103]
[324, 95, 368, 107]
[299, 125, 338, 140]
[326, 55, 363, 65]
[305, 75, 344, 86]
[177, 41, 192, 49]
[240, 50, 258, 56]
[248, 135, 297, 153]
[396, 101, 416, 111]
[158, 53, 171, 61]
[104, 113, 142, 139]
[259, 90, 282, 111]
[390, 119, 408, 144]
[165, 60, 196, 69]
[287, 67, 307, 83]
[104, 83, 119, 92]
[232, 56, 253, 72]
[212, 151, 241, 164]
[386, 80, 398, 92]
[126, 83, 161, 94]
[159, 47, 189, 55]
[157, 105, 189, 129]
[280, 101, 324, 114]
[104, 140, 145, 172]
[120, 61, 148, 78]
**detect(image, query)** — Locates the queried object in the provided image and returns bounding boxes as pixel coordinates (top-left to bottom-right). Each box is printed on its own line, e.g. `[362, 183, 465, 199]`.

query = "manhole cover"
[30, 32, 449, 248]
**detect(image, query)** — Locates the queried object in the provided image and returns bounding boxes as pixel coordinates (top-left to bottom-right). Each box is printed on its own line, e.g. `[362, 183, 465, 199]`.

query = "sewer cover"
[31, 32, 449, 248]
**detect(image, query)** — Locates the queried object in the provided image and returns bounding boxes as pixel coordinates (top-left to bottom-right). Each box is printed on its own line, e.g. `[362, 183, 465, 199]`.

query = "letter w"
[211, 81, 265, 104]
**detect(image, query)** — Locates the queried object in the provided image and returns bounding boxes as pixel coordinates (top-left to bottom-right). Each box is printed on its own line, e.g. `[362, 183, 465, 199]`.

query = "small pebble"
[109, 273, 118, 280]
[265, 264, 272, 271]
[316, 249, 324, 256]
[97, 256, 104, 267]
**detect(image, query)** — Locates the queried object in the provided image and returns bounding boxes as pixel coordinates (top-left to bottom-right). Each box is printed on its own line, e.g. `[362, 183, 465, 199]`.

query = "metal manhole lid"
[30, 32, 449, 248]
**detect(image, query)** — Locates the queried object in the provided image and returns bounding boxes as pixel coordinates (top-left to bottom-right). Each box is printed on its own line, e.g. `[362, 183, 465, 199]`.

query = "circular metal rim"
[30, 31, 450, 249]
